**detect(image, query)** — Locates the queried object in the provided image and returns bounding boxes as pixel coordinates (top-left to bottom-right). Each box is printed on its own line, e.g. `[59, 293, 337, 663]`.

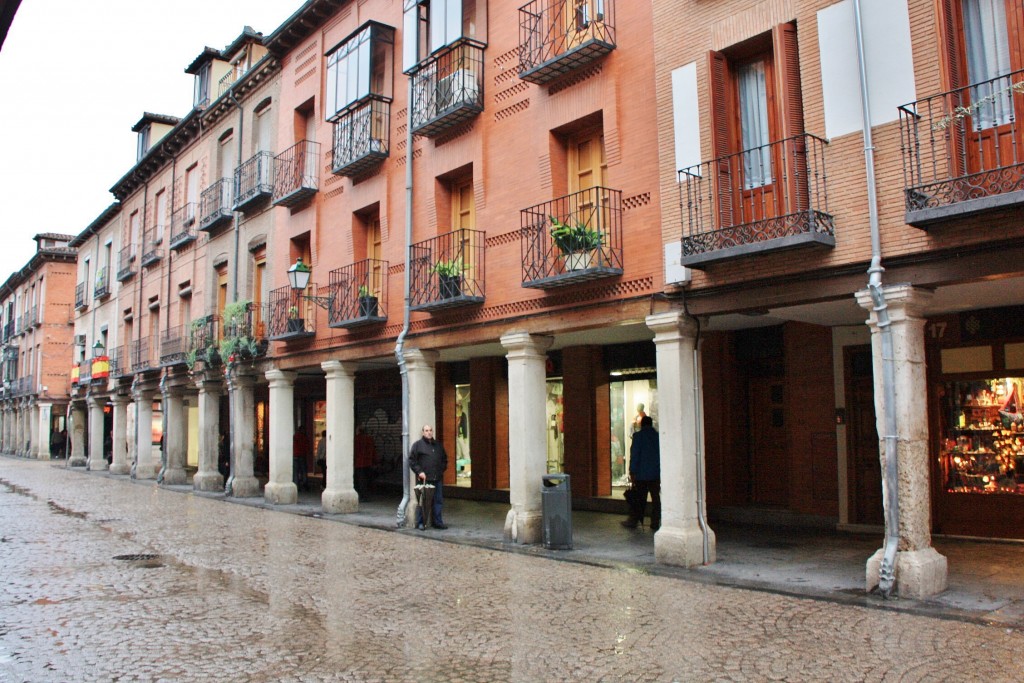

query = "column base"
[655, 521, 716, 568]
[230, 476, 261, 498]
[322, 488, 359, 514]
[109, 463, 130, 476]
[87, 458, 109, 472]
[68, 456, 87, 468]
[192, 471, 224, 492]
[866, 546, 948, 599]
[161, 468, 188, 486]
[264, 481, 297, 505]
[504, 508, 542, 544]
[135, 463, 159, 480]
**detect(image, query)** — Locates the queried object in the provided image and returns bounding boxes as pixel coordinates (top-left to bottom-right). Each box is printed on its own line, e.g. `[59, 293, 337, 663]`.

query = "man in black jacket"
[409, 424, 448, 530]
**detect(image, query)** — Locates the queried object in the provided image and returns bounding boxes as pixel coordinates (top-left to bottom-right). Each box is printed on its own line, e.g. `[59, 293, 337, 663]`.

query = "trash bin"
[541, 473, 572, 550]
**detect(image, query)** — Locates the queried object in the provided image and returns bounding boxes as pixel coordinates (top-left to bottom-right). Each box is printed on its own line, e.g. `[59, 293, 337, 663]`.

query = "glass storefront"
[546, 379, 564, 473]
[455, 384, 471, 486]
[609, 377, 657, 489]
[939, 377, 1024, 495]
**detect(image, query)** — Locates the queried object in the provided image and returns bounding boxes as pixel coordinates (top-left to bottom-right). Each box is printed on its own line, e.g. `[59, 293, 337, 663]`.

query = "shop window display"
[546, 379, 564, 473]
[609, 378, 657, 490]
[939, 377, 1024, 495]
[455, 384, 471, 486]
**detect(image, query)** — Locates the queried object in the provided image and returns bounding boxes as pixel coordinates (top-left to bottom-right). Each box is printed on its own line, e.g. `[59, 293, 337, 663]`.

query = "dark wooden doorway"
[845, 345, 882, 525]
[749, 378, 788, 506]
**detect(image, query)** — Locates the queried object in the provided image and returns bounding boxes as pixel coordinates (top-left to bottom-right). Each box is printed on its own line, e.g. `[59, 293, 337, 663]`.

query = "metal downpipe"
[395, 77, 415, 527]
[853, 0, 899, 597]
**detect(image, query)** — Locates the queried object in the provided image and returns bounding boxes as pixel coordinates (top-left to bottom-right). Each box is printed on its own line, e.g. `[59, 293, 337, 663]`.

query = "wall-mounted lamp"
[287, 258, 333, 310]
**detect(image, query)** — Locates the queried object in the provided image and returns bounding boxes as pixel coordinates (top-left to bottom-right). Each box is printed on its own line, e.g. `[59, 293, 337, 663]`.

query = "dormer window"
[232, 49, 251, 80]
[325, 22, 395, 121]
[193, 62, 212, 107]
[136, 125, 151, 163]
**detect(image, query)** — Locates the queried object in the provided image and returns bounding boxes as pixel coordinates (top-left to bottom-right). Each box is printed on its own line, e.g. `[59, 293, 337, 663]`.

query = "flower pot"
[439, 275, 462, 299]
[287, 318, 305, 333]
[565, 249, 595, 271]
[358, 295, 379, 318]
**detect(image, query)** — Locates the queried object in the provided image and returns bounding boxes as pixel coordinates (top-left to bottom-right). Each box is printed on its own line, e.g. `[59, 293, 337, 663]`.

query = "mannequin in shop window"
[633, 403, 647, 433]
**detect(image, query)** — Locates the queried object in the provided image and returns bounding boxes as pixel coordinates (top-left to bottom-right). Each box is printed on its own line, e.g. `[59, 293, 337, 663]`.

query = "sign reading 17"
[928, 322, 947, 339]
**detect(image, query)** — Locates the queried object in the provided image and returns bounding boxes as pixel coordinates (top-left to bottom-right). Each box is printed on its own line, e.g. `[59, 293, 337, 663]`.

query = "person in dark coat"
[409, 424, 448, 530]
[622, 415, 661, 530]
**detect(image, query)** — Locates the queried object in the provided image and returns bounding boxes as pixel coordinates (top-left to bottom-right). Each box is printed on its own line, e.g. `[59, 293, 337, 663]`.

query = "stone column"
[35, 402, 52, 459]
[110, 395, 130, 475]
[133, 387, 158, 479]
[14, 402, 24, 456]
[161, 385, 187, 485]
[264, 368, 297, 505]
[27, 403, 38, 458]
[647, 311, 715, 568]
[69, 401, 87, 467]
[322, 360, 358, 513]
[193, 373, 224, 492]
[87, 396, 108, 471]
[403, 349, 440, 526]
[227, 369, 259, 497]
[856, 283, 947, 598]
[500, 331, 554, 544]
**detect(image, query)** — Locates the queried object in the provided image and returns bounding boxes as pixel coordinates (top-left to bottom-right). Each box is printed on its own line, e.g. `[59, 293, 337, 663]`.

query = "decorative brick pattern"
[494, 100, 530, 121]
[547, 63, 604, 95]
[623, 193, 651, 211]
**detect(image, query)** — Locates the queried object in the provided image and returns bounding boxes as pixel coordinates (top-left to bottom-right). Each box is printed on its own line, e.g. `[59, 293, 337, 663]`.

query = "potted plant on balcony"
[286, 305, 305, 333]
[431, 257, 465, 299]
[357, 285, 379, 318]
[550, 215, 604, 271]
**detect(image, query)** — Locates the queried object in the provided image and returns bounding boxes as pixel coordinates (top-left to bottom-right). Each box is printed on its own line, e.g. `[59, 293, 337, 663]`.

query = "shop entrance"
[845, 345, 882, 525]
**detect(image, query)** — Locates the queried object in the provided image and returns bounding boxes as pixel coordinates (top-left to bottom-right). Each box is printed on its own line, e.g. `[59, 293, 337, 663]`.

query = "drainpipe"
[395, 81, 415, 528]
[854, 0, 900, 598]
[226, 89, 245, 301]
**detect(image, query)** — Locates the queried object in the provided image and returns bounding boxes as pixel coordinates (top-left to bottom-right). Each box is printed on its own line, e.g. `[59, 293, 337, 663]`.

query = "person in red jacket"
[353, 425, 377, 499]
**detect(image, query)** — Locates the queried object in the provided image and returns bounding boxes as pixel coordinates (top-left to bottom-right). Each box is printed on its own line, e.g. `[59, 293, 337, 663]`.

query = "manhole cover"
[113, 554, 159, 561]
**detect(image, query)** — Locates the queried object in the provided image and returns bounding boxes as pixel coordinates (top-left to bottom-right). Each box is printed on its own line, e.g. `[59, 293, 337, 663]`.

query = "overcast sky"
[0, 0, 295, 279]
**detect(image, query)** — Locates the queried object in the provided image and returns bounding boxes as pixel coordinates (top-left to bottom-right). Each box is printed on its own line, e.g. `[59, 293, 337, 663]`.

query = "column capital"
[403, 348, 440, 370]
[499, 330, 554, 357]
[131, 386, 155, 402]
[110, 393, 131, 406]
[265, 368, 297, 387]
[86, 395, 106, 409]
[646, 311, 699, 342]
[855, 283, 934, 324]
[321, 360, 358, 379]
[227, 369, 256, 391]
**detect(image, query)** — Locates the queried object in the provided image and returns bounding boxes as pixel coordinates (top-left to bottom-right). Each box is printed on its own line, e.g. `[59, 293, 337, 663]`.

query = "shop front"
[928, 305, 1024, 539]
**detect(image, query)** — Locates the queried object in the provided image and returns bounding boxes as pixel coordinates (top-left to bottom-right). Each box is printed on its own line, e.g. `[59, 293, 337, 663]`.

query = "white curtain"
[963, 0, 1012, 130]
[737, 60, 772, 189]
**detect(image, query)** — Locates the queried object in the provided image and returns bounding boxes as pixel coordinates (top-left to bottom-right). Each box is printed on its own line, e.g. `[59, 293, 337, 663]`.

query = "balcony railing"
[267, 285, 317, 341]
[273, 140, 320, 208]
[678, 133, 834, 268]
[332, 97, 390, 177]
[159, 326, 187, 366]
[899, 68, 1024, 228]
[518, 0, 616, 85]
[13, 315, 22, 336]
[75, 282, 88, 310]
[14, 375, 33, 397]
[200, 178, 234, 233]
[94, 267, 110, 300]
[78, 360, 92, 385]
[410, 228, 485, 312]
[410, 40, 485, 137]
[521, 187, 623, 288]
[233, 151, 274, 212]
[188, 315, 221, 367]
[328, 259, 388, 328]
[169, 203, 198, 249]
[117, 245, 136, 282]
[130, 338, 152, 373]
[109, 345, 129, 379]
[26, 306, 39, 328]
[221, 302, 268, 362]
[140, 232, 163, 267]
[3, 319, 12, 340]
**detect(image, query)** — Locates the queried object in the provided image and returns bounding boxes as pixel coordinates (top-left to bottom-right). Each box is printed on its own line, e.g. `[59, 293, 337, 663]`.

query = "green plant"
[430, 257, 465, 278]
[358, 285, 373, 298]
[219, 300, 254, 363]
[549, 215, 603, 254]
[288, 305, 300, 319]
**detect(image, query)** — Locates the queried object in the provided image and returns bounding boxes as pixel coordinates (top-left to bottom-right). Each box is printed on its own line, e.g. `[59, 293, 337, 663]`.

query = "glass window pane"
[737, 60, 772, 189]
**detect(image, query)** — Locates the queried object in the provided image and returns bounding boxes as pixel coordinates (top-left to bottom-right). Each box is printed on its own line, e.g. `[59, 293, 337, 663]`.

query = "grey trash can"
[541, 473, 572, 550]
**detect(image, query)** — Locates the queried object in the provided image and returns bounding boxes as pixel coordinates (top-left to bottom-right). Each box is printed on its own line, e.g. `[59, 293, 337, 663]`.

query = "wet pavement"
[2, 457, 1023, 682]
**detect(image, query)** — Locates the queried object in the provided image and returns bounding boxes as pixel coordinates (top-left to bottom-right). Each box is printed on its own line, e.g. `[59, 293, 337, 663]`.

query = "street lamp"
[287, 257, 333, 310]
[92, 339, 106, 358]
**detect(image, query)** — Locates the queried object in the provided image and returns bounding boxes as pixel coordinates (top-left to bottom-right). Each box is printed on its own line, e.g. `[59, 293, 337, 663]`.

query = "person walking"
[409, 424, 448, 530]
[622, 415, 661, 531]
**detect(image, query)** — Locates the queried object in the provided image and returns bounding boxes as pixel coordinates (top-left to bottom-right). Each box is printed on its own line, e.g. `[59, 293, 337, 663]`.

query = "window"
[326, 23, 395, 120]
[193, 63, 211, 107]
[185, 165, 199, 221]
[218, 130, 236, 179]
[136, 125, 150, 162]
[154, 189, 167, 242]
[962, 0, 1013, 129]
[366, 214, 383, 295]
[255, 101, 273, 154]
[403, 0, 483, 72]
[129, 210, 141, 255]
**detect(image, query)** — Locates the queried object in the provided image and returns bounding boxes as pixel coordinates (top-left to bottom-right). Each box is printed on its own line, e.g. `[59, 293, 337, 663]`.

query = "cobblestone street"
[1, 458, 1022, 682]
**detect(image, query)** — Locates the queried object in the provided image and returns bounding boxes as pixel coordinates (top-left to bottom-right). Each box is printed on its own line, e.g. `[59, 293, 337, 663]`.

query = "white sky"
[0, 0, 295, 279]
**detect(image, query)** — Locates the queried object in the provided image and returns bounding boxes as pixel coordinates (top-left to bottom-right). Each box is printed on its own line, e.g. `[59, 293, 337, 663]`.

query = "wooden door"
[451, 178, 476, 278]
[569, 131, 607, 227]
[845, 346, 882, 525]
[749, 378, 788, 506]
[367, 214, 383, 296]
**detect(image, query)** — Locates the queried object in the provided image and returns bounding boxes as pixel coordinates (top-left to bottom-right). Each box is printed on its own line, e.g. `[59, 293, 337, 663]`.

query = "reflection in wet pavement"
[1, 460, 1022, 682]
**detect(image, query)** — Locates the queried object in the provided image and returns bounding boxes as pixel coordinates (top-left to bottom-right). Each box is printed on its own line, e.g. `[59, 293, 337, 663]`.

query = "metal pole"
[395, 78, 415, 528]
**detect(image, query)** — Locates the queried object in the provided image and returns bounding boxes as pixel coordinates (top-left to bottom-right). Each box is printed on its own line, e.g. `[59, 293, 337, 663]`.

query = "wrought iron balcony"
[267, 285, 317, 341]
[2, 319, 12, 341]
[221, 302, 268, 362]
[93, 267, 110, 300]
[233, 151, 274, 213]
[273, 140, 321, 208]
[109, 345, 129, 379]
[13, 315, 22, 336]
[26, 306, 39, 328]
[130, 338, 152, 373]
[328, 259, 388, 328]
[331, 97, 390, 177]
[140, 233, 163, 267]
[117, 245, 136, 282]
[410, 229, 485, 312]
[678, 133, 834, 269]
[169, 203, 198, 249]
[410, 40, 485, 137]
[159, 326, 187, 366]
[200, 178, 234, 233]
[899, 68, 1024, 228]
[521, 187, 623, 288]
[75, 282, 88, 310]
[188, 315, 221, 367]
[78, 360, 92, 385]
[518, 0, 615, 85]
